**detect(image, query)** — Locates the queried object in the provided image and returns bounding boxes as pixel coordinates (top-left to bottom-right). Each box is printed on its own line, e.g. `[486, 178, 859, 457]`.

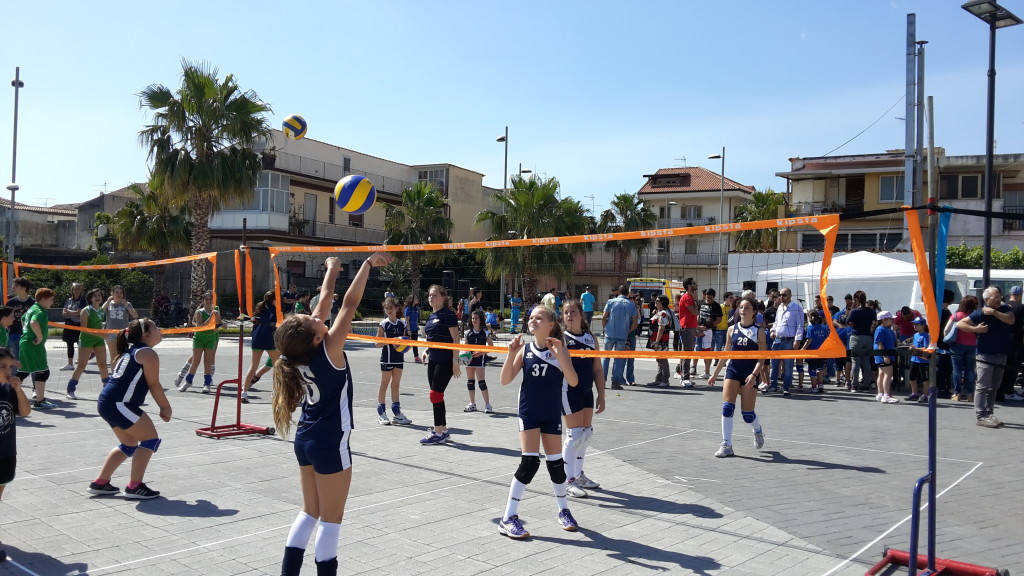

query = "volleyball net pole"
[197, 219, 274, 438]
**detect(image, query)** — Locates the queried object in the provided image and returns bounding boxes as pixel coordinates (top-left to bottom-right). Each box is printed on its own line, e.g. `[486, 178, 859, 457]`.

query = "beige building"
[634, 167, 756, 295]
[776, 148, 1024, 252]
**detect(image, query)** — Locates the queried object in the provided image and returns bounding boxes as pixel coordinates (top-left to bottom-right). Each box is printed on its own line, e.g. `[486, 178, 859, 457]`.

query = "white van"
[947, 269, 1024, 301]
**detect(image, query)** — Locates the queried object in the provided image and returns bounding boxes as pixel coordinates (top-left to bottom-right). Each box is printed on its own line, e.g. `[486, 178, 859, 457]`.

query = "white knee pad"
[565, 427, 586, 449]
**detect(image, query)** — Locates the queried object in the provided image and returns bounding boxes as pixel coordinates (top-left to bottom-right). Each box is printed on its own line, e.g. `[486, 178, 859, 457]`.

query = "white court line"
[87, 429, 695, 573]
[820, 461, 984, 576]
[595, 416, 983, 465]
[2, 557, 43, 576]
[675, 475, 721, 483]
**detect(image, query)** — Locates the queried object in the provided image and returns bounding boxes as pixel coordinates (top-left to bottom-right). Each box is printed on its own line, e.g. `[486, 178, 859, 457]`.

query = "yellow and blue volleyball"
[334, 175, 376, 215]
[282, 114, 307, 140]
[394, 337, 410, 353]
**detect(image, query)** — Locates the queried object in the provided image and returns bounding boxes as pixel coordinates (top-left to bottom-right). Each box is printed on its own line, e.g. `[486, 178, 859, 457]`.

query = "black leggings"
[408, 331, 420, 357]
[427, 360, 454, 426]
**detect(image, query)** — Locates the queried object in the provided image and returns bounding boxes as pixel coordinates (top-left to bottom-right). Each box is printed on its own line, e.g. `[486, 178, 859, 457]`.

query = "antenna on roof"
[94, 182, 108, 194]
[33, 197, 55, 207]
[674, 157, 687, 167]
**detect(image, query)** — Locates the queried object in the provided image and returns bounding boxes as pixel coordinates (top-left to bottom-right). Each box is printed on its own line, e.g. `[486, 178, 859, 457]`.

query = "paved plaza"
[0, 336, 1021, 575]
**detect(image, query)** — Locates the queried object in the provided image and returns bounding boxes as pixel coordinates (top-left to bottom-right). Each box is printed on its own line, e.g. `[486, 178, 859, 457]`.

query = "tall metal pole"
[500, 127, 508, 317]
[982, 20, 997, 288]
[903, 14, 917, 208]
[915, 41, 927, 207]
[925, 94, 938, 572]
[718, 147, 725, 293]
[9, 67, 24, 279]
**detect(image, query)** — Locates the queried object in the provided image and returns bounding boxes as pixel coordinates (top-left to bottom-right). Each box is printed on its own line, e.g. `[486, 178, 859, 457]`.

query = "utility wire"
[820, 94, 907, 157]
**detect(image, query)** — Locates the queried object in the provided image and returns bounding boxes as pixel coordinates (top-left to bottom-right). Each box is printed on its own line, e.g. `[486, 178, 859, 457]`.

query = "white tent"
[756, 251, 968, 313]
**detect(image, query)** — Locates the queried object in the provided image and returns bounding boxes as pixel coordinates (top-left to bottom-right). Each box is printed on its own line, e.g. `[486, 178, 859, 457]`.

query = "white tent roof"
[756, 251, 967, 283]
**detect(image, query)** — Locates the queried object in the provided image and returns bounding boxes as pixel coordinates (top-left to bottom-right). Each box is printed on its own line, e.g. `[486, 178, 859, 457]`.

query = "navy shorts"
[561, 384, 594, 415]
[0, 455, 15, 485]
[98, 401, 144, 430]
[725, 361, 758, 384]
[806, 358, 824, 374]
[294, 430, 352, 474]
[518, 416, 562, 435]
[467, 355, 485, 367]
[910, 363, 929, 382]
[380, 363, 404, 372]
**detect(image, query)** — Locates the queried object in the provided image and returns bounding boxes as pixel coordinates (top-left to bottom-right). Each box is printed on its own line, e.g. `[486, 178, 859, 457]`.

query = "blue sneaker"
[419, 431, 449, 445]
[557, 508, 579, 531]
[498, 515, 529, 539]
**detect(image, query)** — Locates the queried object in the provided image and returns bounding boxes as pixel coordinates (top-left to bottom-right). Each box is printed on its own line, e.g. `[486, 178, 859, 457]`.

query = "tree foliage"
[947, 242, 1024, 269]
[733, 187, 785, 250]
[21, 254, 154, 311]
[383, 182, 453, 299]
[599, 193, 657, 286]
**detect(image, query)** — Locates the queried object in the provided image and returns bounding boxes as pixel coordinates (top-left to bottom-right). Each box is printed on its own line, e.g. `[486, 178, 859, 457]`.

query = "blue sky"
[2, 1, 1022, 214]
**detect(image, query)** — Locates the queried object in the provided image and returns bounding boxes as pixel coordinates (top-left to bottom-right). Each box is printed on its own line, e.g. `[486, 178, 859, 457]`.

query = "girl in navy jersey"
[420, 285, 462, 445]
[375, 297, 412, 426]
[242, 291, 279, 404]
[707, 297, 766, 458]
[0, 348, 29, 562]
[88, 318, 171, 499]
[272, 253, 391, 576]
[560, 299, 606, 499]
[463, 309, 494, 414]
[497, 306, 580, 539]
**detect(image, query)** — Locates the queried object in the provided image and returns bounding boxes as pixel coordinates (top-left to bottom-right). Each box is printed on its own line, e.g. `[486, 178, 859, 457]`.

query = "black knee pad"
[477, 380, 487, 391]
[36, 370, 50, 383]
[514, 455, 541, 484]
[467, 380, 476, 391]
[546, 458, 567, 484]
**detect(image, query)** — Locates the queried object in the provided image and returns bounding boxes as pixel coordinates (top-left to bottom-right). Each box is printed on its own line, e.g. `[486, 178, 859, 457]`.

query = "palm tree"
[733, 187, 786, 250]
[475, 175, 592, 298]
[138, 60, 272, 307]
[383, 182, 453, 299]
[598, 193, 658, 286]
[111, 182, 191, 298]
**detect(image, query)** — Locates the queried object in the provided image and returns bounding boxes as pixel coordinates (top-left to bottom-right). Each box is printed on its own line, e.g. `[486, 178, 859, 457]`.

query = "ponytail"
[114, 318, 151, 365]
[271, 315, 319, 438]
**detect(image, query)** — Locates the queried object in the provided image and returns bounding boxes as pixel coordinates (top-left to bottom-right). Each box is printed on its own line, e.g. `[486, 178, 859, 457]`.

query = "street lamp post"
[962, 0, 1022, 287]
[708, 147, 726, 293]
[8, 67, 24, 284]
[496, 128, 509, 317]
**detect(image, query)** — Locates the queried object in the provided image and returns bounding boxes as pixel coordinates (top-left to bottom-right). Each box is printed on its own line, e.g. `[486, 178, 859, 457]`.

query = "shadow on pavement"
[531, 528, 722, 574]
[736, 450, 885, 473]
[0, 545, 89, 575]
[587, 489, 724, 518]
[133, 497, 239, 518]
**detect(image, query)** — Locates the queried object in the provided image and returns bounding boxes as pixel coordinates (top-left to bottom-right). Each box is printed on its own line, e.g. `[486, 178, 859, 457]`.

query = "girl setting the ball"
[497, 306, 580, 539]
[272, 253, 391, 576]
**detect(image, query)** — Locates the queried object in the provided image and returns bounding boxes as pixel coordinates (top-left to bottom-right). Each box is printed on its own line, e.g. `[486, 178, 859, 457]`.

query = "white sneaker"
[173, 374, 185, 388]
[1005, 393, 1024, 402]
[715, 443, 734, 458]
[753, 430, 765, 449]
[392, 412, 413, 425]
[484, 404, 494, 414]
[700, 373, 711, 379]
[377, 412, 391, 425]
[178, 380, 192, 392]
[66, 391, 78, 400]
[575, 471, 600, 489]
[464, 403, 477, 412]
[875, 393, 884, 402]
[60, 363, 74, 371]
[682, 380, 695, 388]
[883, 395, 901, 404]
[565, 480, 588, 498]
[202, 384, 211, 394]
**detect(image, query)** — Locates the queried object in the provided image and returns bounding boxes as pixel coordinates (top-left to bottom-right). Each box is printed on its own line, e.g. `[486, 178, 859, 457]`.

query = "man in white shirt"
[768, 287, 804, 396]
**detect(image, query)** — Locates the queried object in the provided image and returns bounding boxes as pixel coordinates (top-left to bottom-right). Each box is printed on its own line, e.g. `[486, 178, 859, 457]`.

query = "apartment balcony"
[643, 253, 719, 266]
[657, 216, 717, 229]
[573, 257, 641, 276]
[210, 210, 386, 245]
[1004, 206, 1024, 232]
[269, 150, 416, 195]
[789, 200, 863, 216]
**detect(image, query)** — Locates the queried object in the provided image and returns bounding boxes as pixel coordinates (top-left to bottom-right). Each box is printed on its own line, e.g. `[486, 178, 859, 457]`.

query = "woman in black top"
[420, 285, 462, 445]
[844, 290, 877, 392]
[61, 283, 88, 370]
